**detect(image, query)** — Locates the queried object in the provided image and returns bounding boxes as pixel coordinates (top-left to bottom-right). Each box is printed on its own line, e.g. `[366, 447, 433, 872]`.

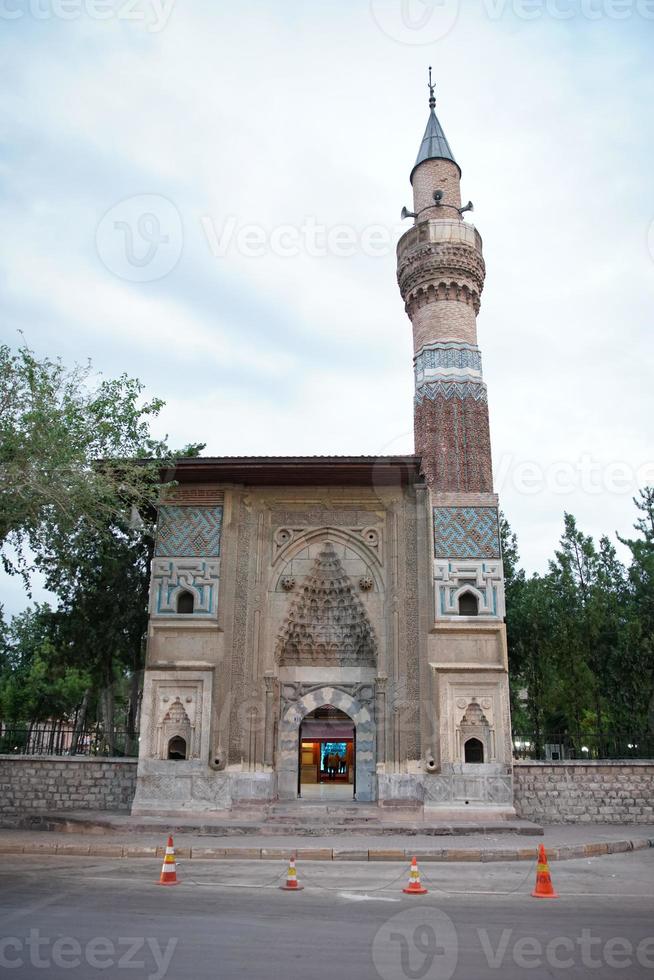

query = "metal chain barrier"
[174, 854, 541, 894]
[181, 865, 290, 889]
[421, 858, 538, 895]
[298, 866, 412, 893]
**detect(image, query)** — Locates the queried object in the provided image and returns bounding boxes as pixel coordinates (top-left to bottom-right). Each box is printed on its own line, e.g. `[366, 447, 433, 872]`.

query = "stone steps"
[12, 811, 543, 837]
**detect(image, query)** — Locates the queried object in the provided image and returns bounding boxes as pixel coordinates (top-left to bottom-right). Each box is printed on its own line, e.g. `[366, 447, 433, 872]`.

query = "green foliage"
[0, 605, 91, 723]
[0, 343, 206, 736]
[507, 491, 654, 738]
[0, 341, 170, 576]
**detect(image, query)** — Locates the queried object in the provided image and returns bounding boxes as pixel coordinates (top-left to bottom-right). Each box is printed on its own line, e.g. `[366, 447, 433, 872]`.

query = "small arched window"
[464, 737, 484, 763]
[168, 736, 187, 760]
[177, 590, 194, 615]
[458, 591, 479, 616]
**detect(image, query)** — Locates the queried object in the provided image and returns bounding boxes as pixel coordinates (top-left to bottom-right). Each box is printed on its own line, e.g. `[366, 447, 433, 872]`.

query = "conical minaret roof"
[410, 70, 460, 183]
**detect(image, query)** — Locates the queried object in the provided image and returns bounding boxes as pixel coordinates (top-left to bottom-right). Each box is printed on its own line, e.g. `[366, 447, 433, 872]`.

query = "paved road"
[1, 852, 653, 979]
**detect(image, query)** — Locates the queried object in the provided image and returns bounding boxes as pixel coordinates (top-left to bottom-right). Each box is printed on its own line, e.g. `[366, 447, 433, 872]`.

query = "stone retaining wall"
[0, 756, 137, 814]
[514, 760, 654, 823]
[0, 756, 652, 822]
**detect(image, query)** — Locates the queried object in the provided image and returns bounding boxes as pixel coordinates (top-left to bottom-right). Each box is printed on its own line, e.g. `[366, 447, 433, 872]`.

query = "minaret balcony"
[397, 219, 486, 307]
[397, 219, 483, 265]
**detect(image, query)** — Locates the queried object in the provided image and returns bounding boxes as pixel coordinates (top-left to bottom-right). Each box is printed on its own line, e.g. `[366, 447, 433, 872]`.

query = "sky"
[1, 0, 653, 618]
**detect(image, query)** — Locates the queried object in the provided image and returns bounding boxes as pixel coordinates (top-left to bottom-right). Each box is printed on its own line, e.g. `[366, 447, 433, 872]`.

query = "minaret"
[397, 71, 491, 491]
[398, 76, 513, 803]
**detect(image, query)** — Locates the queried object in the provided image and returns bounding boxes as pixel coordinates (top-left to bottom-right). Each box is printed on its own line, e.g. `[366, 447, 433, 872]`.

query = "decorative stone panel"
[150, 558, 220, 617]
[417, 398, 492, 492]
[433, 506, 500, 559]
[276, 544, 376, 667]
[422, 764, 513, 807]
[272, 521, 382, 567]
[138, 670, 213, 762]
[415, 380, 487, 405]
[415, 342, 482, 380]
[155, 505, 223, 558]
[434, 558, 505, 618]
[434, 672, 512, 767]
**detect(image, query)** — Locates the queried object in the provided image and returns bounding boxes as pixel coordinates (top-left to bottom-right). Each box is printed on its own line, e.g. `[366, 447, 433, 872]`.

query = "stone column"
[263, 671, 277, 769]
[375, 674, 387, 768]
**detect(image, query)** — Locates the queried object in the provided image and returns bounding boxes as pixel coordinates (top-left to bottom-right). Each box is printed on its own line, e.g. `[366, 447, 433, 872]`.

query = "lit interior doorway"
[298, 706, 355, 800]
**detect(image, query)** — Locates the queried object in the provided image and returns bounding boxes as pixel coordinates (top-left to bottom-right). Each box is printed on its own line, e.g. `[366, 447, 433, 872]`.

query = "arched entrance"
[299, 706, 355, 800]
[277, 686, 376, 801]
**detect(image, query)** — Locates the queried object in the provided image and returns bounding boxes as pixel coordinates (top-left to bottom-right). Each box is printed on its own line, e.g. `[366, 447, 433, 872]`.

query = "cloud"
[1, 0, 653, 613]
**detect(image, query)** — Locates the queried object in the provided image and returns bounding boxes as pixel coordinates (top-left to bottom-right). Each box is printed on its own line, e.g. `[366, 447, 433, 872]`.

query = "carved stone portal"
[276, 543, 376, 667]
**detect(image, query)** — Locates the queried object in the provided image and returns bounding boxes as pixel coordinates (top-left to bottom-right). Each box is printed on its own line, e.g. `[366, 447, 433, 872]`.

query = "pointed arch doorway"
[298, 706, 355, 800]
[277, 685, 376, 801]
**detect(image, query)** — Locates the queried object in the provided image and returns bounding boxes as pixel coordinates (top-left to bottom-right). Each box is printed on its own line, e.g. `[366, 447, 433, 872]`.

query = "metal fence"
[0, 725, 139, 758]
[513, 733, 654, 762]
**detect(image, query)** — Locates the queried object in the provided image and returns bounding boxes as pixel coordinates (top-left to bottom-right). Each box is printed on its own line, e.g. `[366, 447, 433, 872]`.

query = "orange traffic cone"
[532, 844, 558, 899]
[279, 852, 304, 891]
[403, 856, 428, 895]
[158, 835, 179, 886]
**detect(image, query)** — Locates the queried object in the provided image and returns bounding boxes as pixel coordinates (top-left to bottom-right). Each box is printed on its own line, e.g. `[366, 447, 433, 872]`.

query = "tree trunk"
[71, 687, 90, 755]
[100, 679, 115, 756]
[125, 667, 141, 757]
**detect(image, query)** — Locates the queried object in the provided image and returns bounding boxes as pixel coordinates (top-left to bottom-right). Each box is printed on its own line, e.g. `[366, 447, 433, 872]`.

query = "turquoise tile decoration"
[155, 506, 223, 557]
[433, 506, 500, 559]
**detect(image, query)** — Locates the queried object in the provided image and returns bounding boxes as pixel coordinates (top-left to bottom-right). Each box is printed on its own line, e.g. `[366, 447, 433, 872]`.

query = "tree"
[0, 342, 169, 578]
[0, 604, 91, 732]
[547, 513, 604, 733]
[618, 488, 654, 731]
[34, 439, 204, 750]
[1, 341, 206, 746]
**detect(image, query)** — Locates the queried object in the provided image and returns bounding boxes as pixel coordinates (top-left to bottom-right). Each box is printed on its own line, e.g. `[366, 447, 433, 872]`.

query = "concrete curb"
[1, 837, 651, 863]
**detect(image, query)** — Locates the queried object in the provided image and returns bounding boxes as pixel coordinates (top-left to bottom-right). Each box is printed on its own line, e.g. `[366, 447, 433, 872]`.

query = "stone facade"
[132, 89, 514, 816]
[514, 762, 654, 824]
[0, 756, 137, 814]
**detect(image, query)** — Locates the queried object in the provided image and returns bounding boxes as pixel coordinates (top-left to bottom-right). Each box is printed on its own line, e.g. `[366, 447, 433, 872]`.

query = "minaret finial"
[428, 66, 436, 110]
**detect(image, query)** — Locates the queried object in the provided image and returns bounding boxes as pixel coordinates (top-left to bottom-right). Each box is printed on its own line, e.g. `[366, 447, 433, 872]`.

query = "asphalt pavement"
[1, 850, 653, 979]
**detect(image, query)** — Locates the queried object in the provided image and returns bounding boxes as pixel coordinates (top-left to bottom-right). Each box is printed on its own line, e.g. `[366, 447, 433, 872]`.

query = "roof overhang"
[160, 455, 422, 488]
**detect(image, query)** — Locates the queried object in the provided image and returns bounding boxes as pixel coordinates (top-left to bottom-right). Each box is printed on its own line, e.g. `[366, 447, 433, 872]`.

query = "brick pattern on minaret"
[397, 103, 493, 492]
